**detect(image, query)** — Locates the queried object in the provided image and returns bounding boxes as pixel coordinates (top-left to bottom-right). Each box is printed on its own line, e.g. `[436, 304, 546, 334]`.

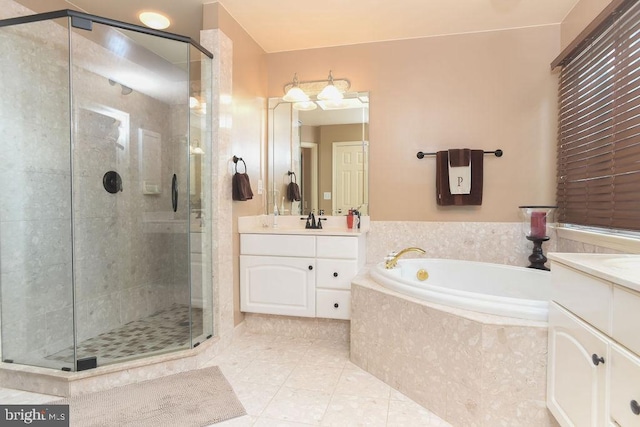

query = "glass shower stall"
[0, 10, 213, 371]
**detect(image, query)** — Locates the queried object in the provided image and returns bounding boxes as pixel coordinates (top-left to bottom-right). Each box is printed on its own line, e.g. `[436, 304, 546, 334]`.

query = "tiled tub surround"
[367, 221, 557, 268]
[351, 273, 557, 427]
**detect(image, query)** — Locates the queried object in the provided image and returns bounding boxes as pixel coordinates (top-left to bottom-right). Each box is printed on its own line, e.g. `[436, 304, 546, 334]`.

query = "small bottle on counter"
[273, 202, 279, 227]
[346, 209, 354, 229]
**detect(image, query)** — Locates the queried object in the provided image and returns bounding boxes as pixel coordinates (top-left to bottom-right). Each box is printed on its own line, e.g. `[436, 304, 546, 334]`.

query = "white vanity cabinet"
[547, 303, 609, 426]
[240, 235, 316, 317]
[240, 232, 366, 320]
[547, 256, 640, 427]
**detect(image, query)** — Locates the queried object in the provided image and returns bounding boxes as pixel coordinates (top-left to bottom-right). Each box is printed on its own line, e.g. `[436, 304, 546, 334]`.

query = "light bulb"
[139, 12, 170, 30]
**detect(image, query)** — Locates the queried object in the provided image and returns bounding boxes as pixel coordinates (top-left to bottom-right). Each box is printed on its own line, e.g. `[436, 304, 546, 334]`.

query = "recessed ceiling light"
[138, 12, 170, 30]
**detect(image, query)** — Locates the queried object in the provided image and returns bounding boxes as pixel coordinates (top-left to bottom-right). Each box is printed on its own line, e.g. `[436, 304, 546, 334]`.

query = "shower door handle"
[171, 174, 178, 212]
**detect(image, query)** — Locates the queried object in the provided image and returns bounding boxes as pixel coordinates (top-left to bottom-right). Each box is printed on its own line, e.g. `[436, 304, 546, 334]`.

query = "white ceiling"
[25, 0, 580, 53]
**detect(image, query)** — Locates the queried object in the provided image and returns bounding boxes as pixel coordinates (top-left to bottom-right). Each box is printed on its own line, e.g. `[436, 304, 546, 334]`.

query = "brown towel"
[232, 173, 253, 201]
[448, 148, 471, 167]
[436, 149, 483, 206]
[287, 182, 301, 201]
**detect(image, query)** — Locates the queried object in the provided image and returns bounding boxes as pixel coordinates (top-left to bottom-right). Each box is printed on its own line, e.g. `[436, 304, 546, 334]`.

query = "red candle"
[530, 212, 547, 238]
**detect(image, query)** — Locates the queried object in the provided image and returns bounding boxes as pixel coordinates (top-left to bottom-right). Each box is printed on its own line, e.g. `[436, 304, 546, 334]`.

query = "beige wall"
[560, 0, 614, 50]
[267, 25, 560, 221]
[203, 3, 267, 326]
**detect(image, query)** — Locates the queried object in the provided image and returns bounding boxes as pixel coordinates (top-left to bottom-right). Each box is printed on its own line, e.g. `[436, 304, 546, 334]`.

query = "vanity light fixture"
[282, 71, 350, 103]
[317, 70, 344, 101]
[282, 73, 309, 102]
[139, 11, 170, 30]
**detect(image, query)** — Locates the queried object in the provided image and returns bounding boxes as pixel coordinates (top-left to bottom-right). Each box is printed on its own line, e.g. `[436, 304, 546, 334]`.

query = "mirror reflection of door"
[332, 141, 369, 215]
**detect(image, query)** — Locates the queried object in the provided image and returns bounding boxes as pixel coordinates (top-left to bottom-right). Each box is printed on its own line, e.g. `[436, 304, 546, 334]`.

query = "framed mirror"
[267, 91, 369, 217]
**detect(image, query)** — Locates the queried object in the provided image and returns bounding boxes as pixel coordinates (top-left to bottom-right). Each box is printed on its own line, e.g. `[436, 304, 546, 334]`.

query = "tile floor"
[0, 333, 451, 426]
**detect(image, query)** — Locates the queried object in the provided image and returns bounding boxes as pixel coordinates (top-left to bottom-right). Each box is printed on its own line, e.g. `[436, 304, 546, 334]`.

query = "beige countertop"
[238, 214, 370, 237]
[549, 252, 640, 293]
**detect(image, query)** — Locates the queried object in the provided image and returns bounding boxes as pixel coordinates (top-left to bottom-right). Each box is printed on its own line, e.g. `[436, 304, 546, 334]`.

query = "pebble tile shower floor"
[45, 305, 203, 366]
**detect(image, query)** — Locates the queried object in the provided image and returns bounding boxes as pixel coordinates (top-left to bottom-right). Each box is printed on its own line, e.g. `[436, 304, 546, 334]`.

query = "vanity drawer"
[241, 234, 315, 257]
[552, 262, 612, 335]
[316, 259, 358, 290]
[613, 286, 640, 356]
[316, 289, 351, 320]
[610, 344, 640, 427]
[316, 236, 358, 259]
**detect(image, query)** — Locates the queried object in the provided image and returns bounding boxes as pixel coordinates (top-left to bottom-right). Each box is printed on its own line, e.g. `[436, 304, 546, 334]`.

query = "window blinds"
[557, 1, 640, 231]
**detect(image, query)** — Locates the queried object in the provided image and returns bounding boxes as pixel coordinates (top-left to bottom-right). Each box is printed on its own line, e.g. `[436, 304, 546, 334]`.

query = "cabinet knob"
[631, 400, 640, 415]
[308, 265, 313, 270]
[333, 272, 338, 277]
[591, 354, 605, 366]
[334, 303, 339, 308]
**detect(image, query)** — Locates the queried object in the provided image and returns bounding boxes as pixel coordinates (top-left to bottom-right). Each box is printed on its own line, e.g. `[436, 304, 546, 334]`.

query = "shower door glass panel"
[69, 22, 191, 367]
[0, 18, 74, 370]
[189, 44, 214, 344]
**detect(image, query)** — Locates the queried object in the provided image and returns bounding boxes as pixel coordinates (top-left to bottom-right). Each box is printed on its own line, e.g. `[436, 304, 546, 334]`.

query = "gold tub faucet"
[384, 247, 426, 269]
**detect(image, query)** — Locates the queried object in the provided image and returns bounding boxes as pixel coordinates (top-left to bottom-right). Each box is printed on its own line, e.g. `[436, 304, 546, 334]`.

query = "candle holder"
[519, 205, 557, 271]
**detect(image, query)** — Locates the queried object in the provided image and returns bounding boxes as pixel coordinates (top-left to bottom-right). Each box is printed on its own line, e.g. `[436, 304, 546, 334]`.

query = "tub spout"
[384, 247, 426, 269]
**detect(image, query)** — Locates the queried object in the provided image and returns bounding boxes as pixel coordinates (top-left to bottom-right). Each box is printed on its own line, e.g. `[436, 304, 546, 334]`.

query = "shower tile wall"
[0, 9, 190, 365]
[70, 63, 183, 345]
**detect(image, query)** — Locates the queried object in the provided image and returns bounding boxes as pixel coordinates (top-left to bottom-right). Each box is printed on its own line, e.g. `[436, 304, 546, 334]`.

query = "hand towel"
[436, 149, 484, 206]
[287, 181, 301, 201]
[232, 172, 253, 201]
[448, 149, 472, 194]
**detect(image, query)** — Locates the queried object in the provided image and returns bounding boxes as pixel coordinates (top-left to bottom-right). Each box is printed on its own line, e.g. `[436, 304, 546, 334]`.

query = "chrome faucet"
[384, 247, 426, 269]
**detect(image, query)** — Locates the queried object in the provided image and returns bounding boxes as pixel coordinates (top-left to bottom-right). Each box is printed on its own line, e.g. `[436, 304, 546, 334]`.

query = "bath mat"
[53, 366, 246, 427]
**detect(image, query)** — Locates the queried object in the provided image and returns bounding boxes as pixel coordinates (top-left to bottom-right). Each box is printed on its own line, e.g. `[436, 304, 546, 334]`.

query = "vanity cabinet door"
[548, 302, 609, 427]
[240, 255, 316, 317]
[610, 344, 640, 427]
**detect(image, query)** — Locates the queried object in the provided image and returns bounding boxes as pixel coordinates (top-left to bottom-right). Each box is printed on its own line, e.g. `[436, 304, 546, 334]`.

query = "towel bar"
[416, 149, 503, 159]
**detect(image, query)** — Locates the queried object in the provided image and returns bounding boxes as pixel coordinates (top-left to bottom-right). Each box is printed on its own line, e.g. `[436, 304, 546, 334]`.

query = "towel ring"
[287, 171, 297, 183]
[233, 155, 247, 173]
